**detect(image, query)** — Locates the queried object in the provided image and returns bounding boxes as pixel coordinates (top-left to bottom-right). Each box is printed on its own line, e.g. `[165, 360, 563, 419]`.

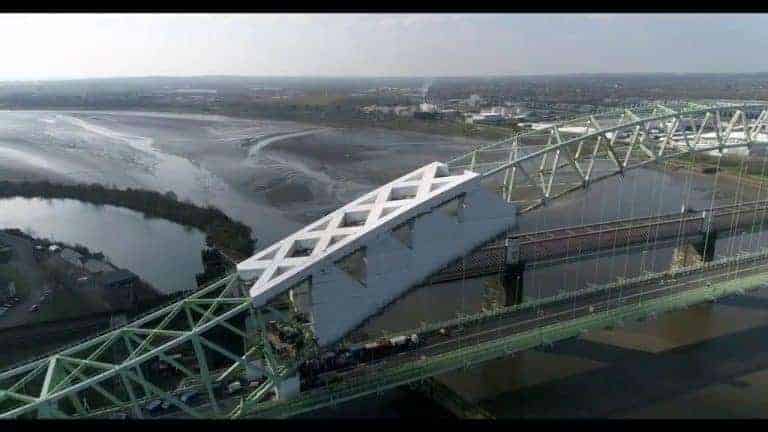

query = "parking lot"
[0, 231, 47, 329]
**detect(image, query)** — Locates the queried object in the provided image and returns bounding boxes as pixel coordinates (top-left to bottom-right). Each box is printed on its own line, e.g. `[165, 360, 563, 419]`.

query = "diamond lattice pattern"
[238, 162, 475, 296]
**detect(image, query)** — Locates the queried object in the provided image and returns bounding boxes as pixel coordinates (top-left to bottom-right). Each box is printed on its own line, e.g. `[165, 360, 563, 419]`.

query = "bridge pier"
[502, 268, 525, 306]
[502, 239, 524, 307]
[700, 210, 718, 262]
[698, 231, 718, 263]
[671, 225, 718, 270]
[482, 239, 524, 311]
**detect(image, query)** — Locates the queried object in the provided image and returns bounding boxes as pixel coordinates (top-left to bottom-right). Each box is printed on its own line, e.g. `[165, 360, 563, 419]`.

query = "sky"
[1, 13, 767, 80]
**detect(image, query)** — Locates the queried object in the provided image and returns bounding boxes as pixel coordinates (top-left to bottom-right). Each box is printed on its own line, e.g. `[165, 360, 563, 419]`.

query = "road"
[307, 254, 768, 390]
[73, 252, 768, 419]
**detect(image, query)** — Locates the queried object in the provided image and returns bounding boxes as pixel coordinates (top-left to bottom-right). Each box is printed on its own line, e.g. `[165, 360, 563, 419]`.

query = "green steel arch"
[450, 101, 768, 213]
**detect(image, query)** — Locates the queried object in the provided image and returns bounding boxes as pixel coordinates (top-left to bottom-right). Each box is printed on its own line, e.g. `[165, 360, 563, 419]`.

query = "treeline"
[0, 181, 256, 257]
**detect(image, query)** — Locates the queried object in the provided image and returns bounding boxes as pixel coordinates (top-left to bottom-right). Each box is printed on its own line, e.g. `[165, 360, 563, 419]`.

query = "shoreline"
[0, 181, 256, 260]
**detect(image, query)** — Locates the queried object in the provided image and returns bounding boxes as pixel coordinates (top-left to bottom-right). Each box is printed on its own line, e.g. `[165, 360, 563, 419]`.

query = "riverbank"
[0, 227, 196, 369]
[0, 228, 163, 329]
[0, 181, 255, 260]
[664, 154, 768, 201]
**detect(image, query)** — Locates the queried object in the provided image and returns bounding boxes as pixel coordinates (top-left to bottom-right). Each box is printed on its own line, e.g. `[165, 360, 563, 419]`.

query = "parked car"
[29, 304, 39, 313]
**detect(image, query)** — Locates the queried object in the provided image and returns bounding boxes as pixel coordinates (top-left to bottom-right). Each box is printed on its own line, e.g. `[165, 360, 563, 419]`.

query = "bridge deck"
[250, 250, 768, 418]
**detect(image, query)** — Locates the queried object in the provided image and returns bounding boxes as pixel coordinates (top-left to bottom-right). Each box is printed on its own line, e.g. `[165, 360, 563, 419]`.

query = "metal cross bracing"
[247, 249, 768, 418]
[450, 101, 768, 214]
[0, 274, 306, 419]
[2, 100, 768, 419]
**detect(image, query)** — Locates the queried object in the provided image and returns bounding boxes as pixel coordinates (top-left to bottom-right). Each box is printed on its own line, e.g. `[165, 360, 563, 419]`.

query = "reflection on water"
[0, 197, 206, 294]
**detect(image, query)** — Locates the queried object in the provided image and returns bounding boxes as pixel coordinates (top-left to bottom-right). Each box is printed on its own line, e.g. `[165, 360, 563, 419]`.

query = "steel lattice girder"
[0, 274, 291, 419]
[247, 264, 768, 419]
[448, 102, 768, 213]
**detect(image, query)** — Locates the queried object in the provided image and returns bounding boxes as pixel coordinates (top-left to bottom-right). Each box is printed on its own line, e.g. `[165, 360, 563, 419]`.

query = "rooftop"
[83, 259, 116, 274]
[60, 248, 84, 267]
[100, 269, 139, 287]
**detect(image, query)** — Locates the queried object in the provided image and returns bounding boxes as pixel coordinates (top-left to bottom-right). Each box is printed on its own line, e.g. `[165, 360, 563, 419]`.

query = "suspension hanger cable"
[727, 145, 750, 277]
[752, 147, 768, 253]
[703, 113, 725, 277]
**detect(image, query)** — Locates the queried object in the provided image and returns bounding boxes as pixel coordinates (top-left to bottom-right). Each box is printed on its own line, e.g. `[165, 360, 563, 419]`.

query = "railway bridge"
[2, 100, 768, 419]
[427, 198, 768, 287]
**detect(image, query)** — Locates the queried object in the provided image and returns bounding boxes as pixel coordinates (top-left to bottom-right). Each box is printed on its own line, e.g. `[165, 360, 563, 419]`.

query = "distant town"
[1, 74, 767, 140]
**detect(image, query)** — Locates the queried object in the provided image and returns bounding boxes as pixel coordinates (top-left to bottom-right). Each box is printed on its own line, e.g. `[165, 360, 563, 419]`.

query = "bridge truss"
[448, 101, 768, 213]
[2, 100, 768, 419]
[0, 275, 299, 419]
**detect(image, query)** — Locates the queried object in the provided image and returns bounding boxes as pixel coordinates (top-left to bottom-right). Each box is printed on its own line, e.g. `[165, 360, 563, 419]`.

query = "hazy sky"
[1, 13, 767, 80]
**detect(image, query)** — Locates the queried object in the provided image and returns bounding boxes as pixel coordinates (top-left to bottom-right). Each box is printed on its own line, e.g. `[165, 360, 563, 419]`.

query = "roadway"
[307, 252, 768, 392]
[91, 251, 768, 419]
[70, 248, 768, 419]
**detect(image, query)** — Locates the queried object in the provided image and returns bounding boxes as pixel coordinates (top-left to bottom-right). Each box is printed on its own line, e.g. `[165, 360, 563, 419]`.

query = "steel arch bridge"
[447, 100, 768, 213]
[2, 100, 768, 419]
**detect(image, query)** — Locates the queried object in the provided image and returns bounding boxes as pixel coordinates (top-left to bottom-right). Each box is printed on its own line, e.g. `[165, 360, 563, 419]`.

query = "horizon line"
[2, 71, 768, 84]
